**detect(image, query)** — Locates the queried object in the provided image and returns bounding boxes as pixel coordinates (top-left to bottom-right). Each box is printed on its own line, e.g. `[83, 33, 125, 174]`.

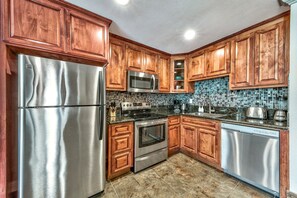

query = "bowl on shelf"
[175, 76, 183, 80]
[176, 85, 182, 89]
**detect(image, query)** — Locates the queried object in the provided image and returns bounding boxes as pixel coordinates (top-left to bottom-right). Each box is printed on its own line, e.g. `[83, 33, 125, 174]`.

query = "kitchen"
[0, 0, 297, 198]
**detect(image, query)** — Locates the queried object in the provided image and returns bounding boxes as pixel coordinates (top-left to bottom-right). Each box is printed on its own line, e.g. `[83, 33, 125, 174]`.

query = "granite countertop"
[107, 108, 289, 131]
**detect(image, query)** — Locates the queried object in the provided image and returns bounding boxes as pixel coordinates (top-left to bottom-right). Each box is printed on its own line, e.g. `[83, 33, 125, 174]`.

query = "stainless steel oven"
[134, 118, 168, 172]
[127, 70, 159, 93]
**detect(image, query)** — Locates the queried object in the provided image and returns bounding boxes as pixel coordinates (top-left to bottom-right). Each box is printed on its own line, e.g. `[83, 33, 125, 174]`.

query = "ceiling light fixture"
[184, 29, 196, 40]
[115, 0, 130, 5]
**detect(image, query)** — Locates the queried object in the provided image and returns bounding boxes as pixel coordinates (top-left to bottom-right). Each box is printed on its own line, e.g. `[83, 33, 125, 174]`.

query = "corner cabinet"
[3, 0, 111, 63]
[230, 17, 289, 90]
[108, 122, 134, 180]
[107, 38, 126, 91]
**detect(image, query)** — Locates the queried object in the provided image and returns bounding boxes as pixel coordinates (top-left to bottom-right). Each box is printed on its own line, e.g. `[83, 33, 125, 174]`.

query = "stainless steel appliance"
[274, 110, 287, 121]
[127, 70, 159, 93]
[121, 102, 168, 172]
[245, 107, 268, 119]
[18, 54, 106, 198]
[221, 123, 280, 196]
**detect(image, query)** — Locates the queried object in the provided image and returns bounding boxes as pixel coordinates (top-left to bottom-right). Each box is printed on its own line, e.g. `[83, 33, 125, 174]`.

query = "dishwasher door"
[221, 126, 279, 195]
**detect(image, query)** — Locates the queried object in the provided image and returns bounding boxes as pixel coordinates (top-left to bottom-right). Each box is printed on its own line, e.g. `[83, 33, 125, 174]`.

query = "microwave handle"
[152, 75, 156, 91]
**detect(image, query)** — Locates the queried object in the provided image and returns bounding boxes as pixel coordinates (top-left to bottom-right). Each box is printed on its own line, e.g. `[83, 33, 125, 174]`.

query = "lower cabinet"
[108, 122, 133, 180]
[180, 116, 221, 168]
[168, 116, 180, 156]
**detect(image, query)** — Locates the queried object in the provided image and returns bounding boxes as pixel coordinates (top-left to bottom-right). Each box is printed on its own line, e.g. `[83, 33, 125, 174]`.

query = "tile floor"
[100, 153, 273, 198]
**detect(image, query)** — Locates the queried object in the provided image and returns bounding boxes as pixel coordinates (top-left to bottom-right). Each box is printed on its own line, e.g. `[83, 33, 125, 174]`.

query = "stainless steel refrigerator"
[18, 54, 106, 198]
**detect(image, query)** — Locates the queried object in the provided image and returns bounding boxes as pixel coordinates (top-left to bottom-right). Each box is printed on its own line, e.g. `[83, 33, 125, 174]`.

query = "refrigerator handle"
[99, 107, 105, 140]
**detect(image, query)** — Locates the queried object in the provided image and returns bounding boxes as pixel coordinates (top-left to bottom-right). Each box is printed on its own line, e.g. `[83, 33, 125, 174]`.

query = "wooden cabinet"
[180, 125, 197, 154]
[230, 18, 289, 90]
[108, 122, 133, 180]
[170, 56, 194, 93]
[230, 34, 254, 88]
[3, 0, 111, 63]
[181, 116, 221, 168]
[5, 0, 65, 52]
[158, 56, 170, 92]
[143, 51, 158, 73]
[126, 45, 143, 71]
[206, 42, 231, 77]
[254, 21, 286, 86]
[188, 52, 206, 81]
[107, 38, 126, 91]
[66, 10, 108, 60]
[168, 116, 180, 156]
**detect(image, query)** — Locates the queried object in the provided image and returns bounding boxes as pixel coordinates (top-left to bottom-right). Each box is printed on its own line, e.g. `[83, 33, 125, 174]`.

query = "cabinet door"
[230, 35, 254, 89]
[181, 125, 196, 154]
[111, 134, 133, 155]
[67, 10, 108, 61]
[206, 42, 230, 77]
[168, 125, 180, 155]
[6, 0, 65, 51]
[158, 56, 170, 92]
[111, 152, 132, 174]
[197, 128, 219, 164]
[143, 51, 158, 73]
[126, 45, 143, 71]
[107, 38, 126, 91]
[254, 22, 286, 86]
[188, 53, 206, 81]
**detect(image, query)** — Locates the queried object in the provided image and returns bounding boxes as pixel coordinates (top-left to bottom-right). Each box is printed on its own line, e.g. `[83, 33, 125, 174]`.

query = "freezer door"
[18, 106, 106, 198]
[18, 54, 105, 107]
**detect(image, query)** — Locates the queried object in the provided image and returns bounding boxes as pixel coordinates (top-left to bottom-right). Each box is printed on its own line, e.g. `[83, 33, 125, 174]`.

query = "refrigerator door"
[18, 54, 105, 108]
[18, 106, 106, 198]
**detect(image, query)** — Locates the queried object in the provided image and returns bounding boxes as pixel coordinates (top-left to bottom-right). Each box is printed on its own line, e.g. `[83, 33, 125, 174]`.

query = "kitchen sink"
[188, 112, 226, 118]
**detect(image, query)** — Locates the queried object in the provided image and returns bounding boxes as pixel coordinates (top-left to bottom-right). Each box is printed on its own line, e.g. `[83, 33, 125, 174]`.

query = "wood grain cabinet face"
[197, 129, 218, 164]
[188, 53, 206, 81]
[254, 22, 286, 86]
[126, 45, 143, 71]
[107, 39, 126, 91]
[158, 56, 170, 92]
[230, 35, 254, 88]
[206, 42, 230, 77]
[67, 10, 108, 60]
[181, 125, 197, 154]
[6, 0, 65, 51]
[168, 125, 180, 154]
[143, 51, 158, 73]
[108, 122, 133, 180]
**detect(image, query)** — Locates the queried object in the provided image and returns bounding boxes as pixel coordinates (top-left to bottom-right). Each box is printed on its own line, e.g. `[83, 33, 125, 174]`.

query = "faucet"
[207, 98, 215, 114]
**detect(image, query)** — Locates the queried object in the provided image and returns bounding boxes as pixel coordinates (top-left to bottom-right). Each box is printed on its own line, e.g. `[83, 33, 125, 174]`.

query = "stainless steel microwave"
[127, 71, 159, 93]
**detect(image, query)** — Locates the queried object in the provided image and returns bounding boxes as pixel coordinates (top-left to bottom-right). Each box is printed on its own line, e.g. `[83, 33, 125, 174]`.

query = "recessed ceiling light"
[184, 29, 196, 40]
[115, 0, 130, 5]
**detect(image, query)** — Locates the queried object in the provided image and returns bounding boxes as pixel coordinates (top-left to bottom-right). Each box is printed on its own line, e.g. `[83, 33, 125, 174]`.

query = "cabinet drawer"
[111, 134, 133, 154]
[111, 152, 132, 173]
[182, 116, 219, 130]
[110, 122, 133, 136]
[168, 116, 180, 125]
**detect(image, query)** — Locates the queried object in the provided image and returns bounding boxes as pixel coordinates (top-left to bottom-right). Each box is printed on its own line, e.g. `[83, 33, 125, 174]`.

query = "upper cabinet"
[254, 21, 286, 86]
[206, 42, 231, 77]
[230, 33, 254, 88]
[230, 17, 289, 90]
[143, 50, 158, 73]
[3, 0, 111, 63]
[188, 52, 206, 81]
[66, 10, 108, 61]
[126, 44, 143, 71]
[5, 0, 65, 52]
[107, 38, 126, 91]
[158, 55, 170, 92]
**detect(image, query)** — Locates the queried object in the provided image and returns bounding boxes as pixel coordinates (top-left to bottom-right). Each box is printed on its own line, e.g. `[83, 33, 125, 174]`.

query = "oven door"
[127, 70, 159, 93]
[135, 119, 168, 157]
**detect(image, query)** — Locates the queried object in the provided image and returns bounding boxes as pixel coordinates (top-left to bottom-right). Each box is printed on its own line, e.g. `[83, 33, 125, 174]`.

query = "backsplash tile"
[107, 77, 288, 110]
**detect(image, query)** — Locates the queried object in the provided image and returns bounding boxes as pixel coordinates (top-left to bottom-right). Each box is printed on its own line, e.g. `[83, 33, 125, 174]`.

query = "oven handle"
[135, 119, 168, 127]
[152, 75, 156, 92]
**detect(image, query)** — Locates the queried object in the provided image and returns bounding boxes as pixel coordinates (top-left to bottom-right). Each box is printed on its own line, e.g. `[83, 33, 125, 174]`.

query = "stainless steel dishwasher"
[221, 123, 279, 196]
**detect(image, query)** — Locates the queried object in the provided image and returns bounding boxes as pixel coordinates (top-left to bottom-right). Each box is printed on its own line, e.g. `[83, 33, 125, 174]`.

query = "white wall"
[289, 2, 297, 194]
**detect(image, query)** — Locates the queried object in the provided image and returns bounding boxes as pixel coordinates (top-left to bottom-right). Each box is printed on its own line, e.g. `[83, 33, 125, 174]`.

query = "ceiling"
[66, 0, 289, 54]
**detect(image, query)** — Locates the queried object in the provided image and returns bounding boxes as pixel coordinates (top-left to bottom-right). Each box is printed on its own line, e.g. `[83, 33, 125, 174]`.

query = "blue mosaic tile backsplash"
[107, 77, 288, 110]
